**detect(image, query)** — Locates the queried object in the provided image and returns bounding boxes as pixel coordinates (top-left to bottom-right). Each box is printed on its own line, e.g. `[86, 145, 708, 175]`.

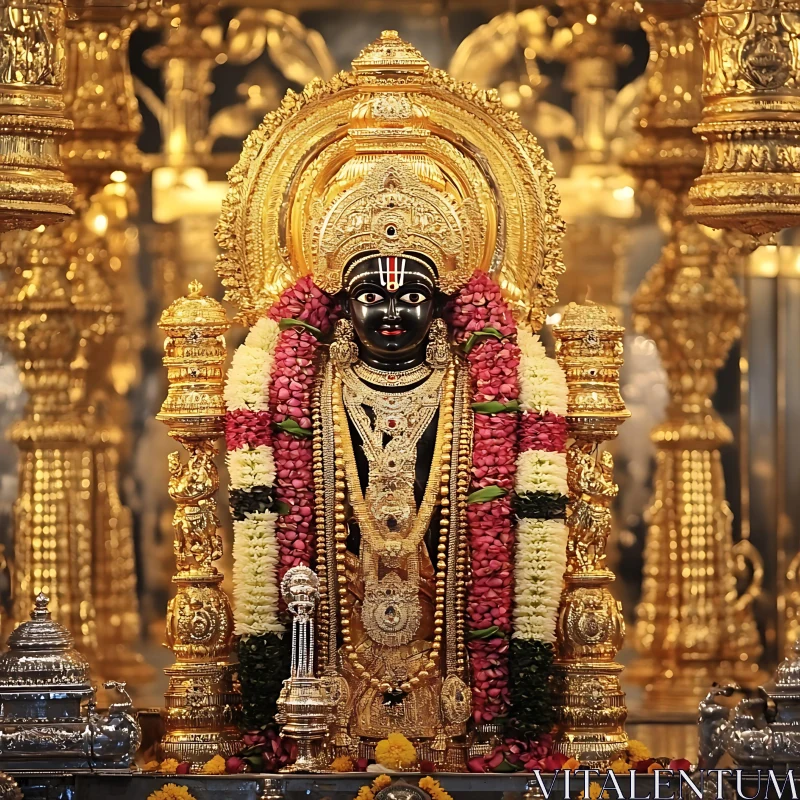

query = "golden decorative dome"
[158, 280, 228, 336]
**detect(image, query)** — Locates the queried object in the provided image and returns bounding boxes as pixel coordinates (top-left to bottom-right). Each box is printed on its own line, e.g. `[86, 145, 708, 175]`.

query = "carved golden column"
[157, 281, 240, 765]
[62, 2, 150, 683]
[626, 0, 763, 708]
[688, 0, 800, 235]
[552, 302, 629, 768]
[0, 226, 98, 652]
[0, 0, 74, 230]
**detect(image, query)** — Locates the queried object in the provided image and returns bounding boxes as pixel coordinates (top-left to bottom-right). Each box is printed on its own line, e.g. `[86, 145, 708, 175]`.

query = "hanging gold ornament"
[0, 0, 74, 231]
[687, 0, 800, 234]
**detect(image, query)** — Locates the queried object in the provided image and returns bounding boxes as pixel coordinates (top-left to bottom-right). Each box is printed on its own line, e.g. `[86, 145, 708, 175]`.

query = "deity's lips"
[379, 328, 405, 336]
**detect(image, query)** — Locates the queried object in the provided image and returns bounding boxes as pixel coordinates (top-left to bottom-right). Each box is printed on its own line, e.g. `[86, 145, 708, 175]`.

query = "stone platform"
[9, 771, 692, 800]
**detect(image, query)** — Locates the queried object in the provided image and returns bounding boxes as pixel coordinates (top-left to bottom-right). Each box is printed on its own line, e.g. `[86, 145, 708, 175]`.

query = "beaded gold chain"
[331, 358, 456, 696]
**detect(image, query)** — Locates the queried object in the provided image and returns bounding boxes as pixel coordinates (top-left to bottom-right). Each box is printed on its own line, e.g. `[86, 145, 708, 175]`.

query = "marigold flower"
[158, 758, 179, 774]
[146, 784, 197, 800]
[201, 754, 227, 775]
[419, 776, 455, 800]
[627, 739, 652, 763]
[371, 774, 392, 791]
[330, 755, 354, 772]
[375, 732, 417, 769]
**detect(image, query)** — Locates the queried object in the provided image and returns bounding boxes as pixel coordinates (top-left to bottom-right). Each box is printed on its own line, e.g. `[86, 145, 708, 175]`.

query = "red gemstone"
[388, 419, 396, 428]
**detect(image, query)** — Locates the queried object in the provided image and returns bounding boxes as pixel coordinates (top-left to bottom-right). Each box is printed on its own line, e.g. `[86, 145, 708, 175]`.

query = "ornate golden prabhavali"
[687, 0, 800, 234]
[552, 302, 629, 767]
[157, 280, 241, 765]
[627, 0, 763, 708]
[215, 29, 564, 331]
[0, 0, 74, 231]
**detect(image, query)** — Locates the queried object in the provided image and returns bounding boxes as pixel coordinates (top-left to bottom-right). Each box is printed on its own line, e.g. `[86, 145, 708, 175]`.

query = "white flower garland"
[516, 450, 568, 496]
[224, 318, 279, 412]
[513, 519, 568, 643]
[516, 329, 569, 415]
[513, 329, 570, 643]
[225, 317, 284, 637]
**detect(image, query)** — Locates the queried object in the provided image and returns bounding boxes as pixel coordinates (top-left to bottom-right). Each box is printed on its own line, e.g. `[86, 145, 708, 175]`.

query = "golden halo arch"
[215, 30, 564, 330]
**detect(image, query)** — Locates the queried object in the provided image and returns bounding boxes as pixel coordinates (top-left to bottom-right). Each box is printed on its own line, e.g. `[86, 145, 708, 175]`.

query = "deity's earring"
[426, 318, 450, 370]
[330, 318, 359, 367]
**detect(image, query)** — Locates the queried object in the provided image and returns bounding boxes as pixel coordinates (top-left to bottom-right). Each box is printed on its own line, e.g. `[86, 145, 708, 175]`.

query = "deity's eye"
[355, 291, 383, 305]
[399, 291, 426, 305]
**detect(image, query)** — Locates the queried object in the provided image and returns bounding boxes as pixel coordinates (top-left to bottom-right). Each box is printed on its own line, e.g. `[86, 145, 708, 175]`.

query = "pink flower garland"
[519, 411, 568, 454]
[447, 271, 520, 724]
[266, 277, 336, 583]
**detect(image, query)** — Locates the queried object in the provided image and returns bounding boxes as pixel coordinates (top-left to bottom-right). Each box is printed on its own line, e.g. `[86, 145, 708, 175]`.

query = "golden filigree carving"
[552, 302, 629, 768]
[157, 281, 241, 765]
[215, 30, 564, 330]
[0, 0, 74, 230]
[687, 0, 800, 233]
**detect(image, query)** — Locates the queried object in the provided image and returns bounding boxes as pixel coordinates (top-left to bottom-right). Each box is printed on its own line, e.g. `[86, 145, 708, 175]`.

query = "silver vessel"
[699, 638, 800, 768]
[0, 593, 141, 771]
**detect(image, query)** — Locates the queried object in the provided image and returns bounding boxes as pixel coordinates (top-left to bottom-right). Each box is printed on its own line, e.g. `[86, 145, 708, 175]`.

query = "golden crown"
[216, 30, 564, 328]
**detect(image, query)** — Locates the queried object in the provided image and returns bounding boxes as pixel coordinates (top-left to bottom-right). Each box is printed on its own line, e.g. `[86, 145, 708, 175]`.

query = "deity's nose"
[386, 294, 400, 321]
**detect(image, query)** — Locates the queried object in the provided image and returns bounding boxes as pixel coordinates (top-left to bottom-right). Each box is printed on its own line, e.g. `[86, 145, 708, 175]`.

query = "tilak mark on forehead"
[346, 254, 436, 292]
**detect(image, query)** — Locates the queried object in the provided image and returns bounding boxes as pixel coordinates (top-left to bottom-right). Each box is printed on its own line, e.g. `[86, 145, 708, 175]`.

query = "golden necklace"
[331, 357, 456, 697]
[353, 360, 432, 388]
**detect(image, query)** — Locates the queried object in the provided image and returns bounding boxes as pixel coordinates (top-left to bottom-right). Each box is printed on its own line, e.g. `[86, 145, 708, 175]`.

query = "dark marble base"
[5, 771, 696, 800]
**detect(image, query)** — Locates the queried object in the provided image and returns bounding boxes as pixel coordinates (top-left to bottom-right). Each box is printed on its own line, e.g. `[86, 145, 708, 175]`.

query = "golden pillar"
[62, 2, 150, 684]
[552, 302, 630, 767]
[0, 226, 98, 652]
[0, 0, 74, 230]
[626, 0, 763, 708]
[157, 281, 240, 765]
[0, 3, 149, 680]
[688, 0, 800, 235]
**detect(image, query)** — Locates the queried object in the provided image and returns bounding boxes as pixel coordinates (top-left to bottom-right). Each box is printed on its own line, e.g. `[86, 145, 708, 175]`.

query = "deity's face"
[344, 254, 438, 366]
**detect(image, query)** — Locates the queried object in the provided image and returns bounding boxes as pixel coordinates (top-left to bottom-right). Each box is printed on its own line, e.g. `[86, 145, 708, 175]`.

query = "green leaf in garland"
[494, 758, 524, 773]
[462, 326, 505, 354]
[272, 500, 291, 515]
[278, 318, 322, 339]
[274, 419, 313, 438]
[471, 399, 520, 415]
[467, 485, 507, 504]
[509, 638, 556, 737]
[467, 625, 502, 640]
[514, 491, 569, 521]
[238, 631, 291, 729]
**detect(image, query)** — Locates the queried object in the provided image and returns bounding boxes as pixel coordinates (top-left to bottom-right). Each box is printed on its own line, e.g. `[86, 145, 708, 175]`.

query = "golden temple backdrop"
[1, 0, 800, 752]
